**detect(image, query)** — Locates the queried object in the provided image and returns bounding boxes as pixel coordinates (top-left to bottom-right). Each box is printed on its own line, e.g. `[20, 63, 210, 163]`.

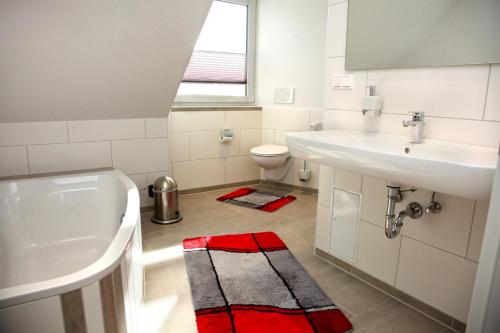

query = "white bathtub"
[0, 170, 143, 333]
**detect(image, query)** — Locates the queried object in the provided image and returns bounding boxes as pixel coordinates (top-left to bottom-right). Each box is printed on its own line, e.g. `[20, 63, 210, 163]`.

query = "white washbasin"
[286, 130, 497, 199]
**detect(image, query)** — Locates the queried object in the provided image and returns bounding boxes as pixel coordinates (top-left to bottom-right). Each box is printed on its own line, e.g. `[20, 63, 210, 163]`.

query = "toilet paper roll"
[220, 136, 233, 143]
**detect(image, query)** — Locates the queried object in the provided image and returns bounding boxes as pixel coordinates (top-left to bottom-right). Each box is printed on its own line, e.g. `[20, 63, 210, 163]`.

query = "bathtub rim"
[0, 169, 140, 309]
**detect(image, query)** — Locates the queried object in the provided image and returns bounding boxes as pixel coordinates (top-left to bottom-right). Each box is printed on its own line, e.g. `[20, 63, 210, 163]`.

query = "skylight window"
[176, 0, 255, 103]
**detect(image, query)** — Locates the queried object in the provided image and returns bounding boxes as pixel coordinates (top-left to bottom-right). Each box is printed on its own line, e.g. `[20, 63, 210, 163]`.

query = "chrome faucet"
[402, 112, 425, 144]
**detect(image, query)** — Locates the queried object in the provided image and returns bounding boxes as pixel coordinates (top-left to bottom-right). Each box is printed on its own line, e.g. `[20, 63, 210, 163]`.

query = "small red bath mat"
[183, 232, 353, 333]
[216, 187, 296, 212]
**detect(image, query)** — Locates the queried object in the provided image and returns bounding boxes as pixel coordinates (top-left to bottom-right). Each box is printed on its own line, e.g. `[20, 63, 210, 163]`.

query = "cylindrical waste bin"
[150, 176, 182, 224]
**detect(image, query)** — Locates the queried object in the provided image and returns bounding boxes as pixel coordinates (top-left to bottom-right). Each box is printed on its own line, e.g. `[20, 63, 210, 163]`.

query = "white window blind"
[176, 0, 255, 101]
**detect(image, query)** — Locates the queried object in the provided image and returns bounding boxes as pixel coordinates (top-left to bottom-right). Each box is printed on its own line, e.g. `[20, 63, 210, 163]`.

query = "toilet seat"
[250, 145, 289, 157]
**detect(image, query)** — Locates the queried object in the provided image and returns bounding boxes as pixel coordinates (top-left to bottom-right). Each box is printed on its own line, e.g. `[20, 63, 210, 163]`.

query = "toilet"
[250, 144, 293, 180]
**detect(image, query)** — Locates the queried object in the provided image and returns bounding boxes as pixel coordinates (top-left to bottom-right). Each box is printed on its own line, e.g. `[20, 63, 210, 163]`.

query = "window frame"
[174, 0, 256, 105]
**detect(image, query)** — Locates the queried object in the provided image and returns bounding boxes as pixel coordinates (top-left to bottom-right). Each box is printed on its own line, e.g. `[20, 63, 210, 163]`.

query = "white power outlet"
[331, 74, 354, 89]
[273, 88, 295, 104]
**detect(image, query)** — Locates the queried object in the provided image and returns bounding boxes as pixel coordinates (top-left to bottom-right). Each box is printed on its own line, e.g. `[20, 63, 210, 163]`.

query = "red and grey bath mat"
[216, 187, 296, 212]
[183, 232, 353, 333]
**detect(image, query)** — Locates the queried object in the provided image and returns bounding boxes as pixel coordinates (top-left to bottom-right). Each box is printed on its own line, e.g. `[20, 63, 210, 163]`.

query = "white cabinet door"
[329, 188, 361, 262]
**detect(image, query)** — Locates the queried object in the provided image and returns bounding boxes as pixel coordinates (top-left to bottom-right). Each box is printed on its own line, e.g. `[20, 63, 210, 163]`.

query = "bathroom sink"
[286, 130, 497, 199]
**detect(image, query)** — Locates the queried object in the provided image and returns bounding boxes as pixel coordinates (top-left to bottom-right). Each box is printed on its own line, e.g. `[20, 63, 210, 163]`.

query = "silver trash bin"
[149, 176, 182, 224]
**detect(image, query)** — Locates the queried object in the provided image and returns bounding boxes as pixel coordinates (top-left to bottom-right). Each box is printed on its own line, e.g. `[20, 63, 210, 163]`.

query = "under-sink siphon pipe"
[385, 185, 424, 239]
[385, 185, 402, 239]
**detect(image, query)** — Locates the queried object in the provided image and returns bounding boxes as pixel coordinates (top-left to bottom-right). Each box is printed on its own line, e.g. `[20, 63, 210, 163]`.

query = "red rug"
[216, 187, 296, 212]
[183, 232, 353, 333]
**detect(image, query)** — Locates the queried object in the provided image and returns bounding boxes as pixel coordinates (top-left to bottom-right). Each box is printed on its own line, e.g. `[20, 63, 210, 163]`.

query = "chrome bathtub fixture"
[385, 184, 423, 239]
[402, 112, 425, 144]
[426, 192, 442, 214]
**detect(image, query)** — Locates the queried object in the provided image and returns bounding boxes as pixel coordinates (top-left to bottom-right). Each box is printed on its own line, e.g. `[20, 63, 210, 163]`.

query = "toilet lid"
[250, 145, 289, 156]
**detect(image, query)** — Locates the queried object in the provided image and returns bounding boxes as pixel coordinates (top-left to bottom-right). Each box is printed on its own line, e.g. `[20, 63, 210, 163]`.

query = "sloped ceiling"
[0, 0, 212, 122]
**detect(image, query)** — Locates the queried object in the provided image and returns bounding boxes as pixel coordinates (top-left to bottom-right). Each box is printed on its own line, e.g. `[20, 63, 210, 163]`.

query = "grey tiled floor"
[141, 186, 454, 333]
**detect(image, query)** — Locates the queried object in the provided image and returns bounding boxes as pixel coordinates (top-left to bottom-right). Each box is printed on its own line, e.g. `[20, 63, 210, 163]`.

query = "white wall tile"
[28, 142, 112, 174]
[309, 108, 324, 124]
[189, 131, 221, 160]
[316, 204, 333, 252]
[324, 109, 381, 132]
[261, 129, 275, 145]
[367, 65, 490, 119]
[274, 130, 290, 146]
[467, 200, 489, 262]
[334, 168, 362, 193]
[356, 221, 401, 285]
[68, 119, 145, 142]
[361, 176, 388, 227]
[326, 2, 348, 58]
[147, 170, 169, 185]
[139, 189, 153, 208]
[262, 108, 310, 130]
[424, 116, 500, 147]
[318, 165, 334, 207]
[484, 64, 500, 121]
[0, 122, 68, 146]
[171, 111, 225, 132]
[324, 109, 500, 147]
[190, 130, 240, 160]
[112, 138, 168, 174]
[145, 118, 168, 138]
[225, 156, 260, 183]
[0, 146, 29, 177]
[328, 0, 346, 5]
[240, 129, 262, 155]
[398, 190, 475, 257]
[168, 132, 189, 162]
[173, 158, 225, 190]
[324, 57, 367, 111]
[396, 237, 477, 322]
[225, 111, 262, 129]
[127, 173, 148, 190]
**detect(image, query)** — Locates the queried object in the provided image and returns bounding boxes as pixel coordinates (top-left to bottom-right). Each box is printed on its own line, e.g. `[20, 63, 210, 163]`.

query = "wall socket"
[273, 87, 295, 104]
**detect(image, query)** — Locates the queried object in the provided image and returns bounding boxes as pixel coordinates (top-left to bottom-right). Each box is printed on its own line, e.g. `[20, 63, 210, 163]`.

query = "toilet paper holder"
[362, 85, 382, 116]
[220, 128, 234, 143]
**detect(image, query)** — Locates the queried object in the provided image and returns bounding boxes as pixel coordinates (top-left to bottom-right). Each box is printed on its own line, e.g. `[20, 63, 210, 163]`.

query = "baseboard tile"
[260, 180, 318, 194]
[314, 248, 466, 333]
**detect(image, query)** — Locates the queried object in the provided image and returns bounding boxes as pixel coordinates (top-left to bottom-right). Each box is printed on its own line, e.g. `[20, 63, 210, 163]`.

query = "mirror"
[346, 0, 500, 70]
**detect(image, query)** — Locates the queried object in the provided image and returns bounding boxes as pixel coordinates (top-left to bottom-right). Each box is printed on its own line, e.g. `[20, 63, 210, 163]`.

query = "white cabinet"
[329, 188, 361, 262]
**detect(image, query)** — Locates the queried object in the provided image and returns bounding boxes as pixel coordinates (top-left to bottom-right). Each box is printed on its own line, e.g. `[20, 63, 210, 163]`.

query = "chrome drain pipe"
[385, 184, 423, 239]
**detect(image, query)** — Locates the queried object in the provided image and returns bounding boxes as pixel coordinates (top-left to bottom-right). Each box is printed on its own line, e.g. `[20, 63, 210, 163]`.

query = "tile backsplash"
[0, 118, 169, 207]
[169, 110, 262, 193]
[1, 108, 326, 207]
[324, 1, 500, 148]
[261, 107, 323, 190]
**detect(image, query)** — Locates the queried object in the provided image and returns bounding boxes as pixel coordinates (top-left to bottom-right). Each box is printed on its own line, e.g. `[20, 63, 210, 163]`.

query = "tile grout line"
[360, 218, 478, 264]
[323, 107, 500, 123]
[481, 64, 492, 120]
[465, 201, 478, 261]
[25, 145, 31, 174]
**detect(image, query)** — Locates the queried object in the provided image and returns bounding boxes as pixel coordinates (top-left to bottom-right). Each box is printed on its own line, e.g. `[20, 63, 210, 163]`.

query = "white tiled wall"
[0, 110, 264, 206]
[323, 2, 500, 148]
[316, 168, 490, 322]
[169, 110, 262, 191]
[0, 118, 169, 207]
[261, 107, 322, 189]
[315, 1, 500, 322]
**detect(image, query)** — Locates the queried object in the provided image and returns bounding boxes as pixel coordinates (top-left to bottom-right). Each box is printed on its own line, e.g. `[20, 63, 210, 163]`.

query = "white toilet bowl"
[250, 145, 293, 180]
